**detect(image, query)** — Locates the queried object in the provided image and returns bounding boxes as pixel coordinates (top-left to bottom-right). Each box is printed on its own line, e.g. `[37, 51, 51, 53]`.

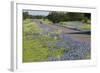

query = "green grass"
[23, 21, 42, 35]
[84, 52, 91, 59]
[51, 48, 65, 59]
[23, 19, 65, 62]
[23, 39, 50, 62]
[59, 22, 67, 27]
[41, 19, 52, 25]
[23, 19, 32, 24]
[60, 21, 91, 31]
[23, 20, 50, 62]
[81, 24, 91, 31]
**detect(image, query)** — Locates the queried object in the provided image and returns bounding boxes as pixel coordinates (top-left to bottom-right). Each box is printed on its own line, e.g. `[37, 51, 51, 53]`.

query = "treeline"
[23, 12, 45, 20]
[47, 12, 91, 23]
[23, 11, 91, 23]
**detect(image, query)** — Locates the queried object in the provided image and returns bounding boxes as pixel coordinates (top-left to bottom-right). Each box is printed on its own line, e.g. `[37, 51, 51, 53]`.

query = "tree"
[47, 12, 88, 23]
[66, 12, 85, 21]
[23, 12, 29, 20]
[47, 12, 68, 23]
[84, 13, 91, 20]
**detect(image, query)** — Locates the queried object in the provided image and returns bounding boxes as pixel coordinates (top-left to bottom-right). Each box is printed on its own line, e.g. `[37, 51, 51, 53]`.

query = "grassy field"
[60, 21, 91, 31]
[81, 24, 91, 30]
[23, 19, 65, 62]
[23, 19, 91, 62]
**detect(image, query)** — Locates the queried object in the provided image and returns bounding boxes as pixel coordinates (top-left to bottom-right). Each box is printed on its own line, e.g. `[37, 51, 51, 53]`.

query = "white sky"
[23, 10, 49, 16]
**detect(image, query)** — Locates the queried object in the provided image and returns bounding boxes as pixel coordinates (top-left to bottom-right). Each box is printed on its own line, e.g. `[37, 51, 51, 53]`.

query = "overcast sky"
[23, 10, 50, 16]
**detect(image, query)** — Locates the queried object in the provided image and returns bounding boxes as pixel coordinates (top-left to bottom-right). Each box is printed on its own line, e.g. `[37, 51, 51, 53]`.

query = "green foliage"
[23, 12, 29, 20]
[47, 12, 90, 23]
[51, 48, 69, 59]
[81, 24, 91, 30]
[23, 21, 42, 36]
[41, 19, 52, 25]
[23, 38, 50, 62]
[23, 20, 50, 62]
[47, 12, 68, 23]
[84, 52, 91, 59]
[84, 13, 91, 20]
[66, 12, 85, 21]
[23, 11, 91, 24]
[30, 15, 45, 19]
[59, 22, 68, 26]
[52, 49, 64, 59]
[23, 19, 32, 24]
